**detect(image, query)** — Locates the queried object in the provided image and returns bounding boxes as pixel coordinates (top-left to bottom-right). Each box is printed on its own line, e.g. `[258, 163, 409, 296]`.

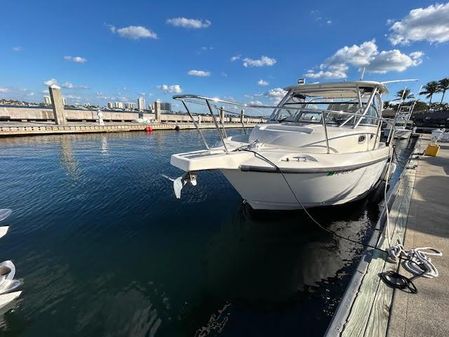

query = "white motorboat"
[169, 81, 392, 210]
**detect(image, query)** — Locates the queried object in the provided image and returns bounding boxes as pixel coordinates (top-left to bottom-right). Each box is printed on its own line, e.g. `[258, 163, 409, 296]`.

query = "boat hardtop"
[283, 81, 389, 97]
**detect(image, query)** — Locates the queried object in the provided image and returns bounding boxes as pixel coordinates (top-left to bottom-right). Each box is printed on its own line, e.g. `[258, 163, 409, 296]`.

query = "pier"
[388, 136, 449, 337]
[0, 85, 264, 137]
[0, 121, 257, 137]
[326, 135, 449, 337]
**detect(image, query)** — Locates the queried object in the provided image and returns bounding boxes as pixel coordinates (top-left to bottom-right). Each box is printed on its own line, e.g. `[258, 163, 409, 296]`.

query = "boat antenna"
[360, 67, 366, 80]
[381, 79, 418, 84]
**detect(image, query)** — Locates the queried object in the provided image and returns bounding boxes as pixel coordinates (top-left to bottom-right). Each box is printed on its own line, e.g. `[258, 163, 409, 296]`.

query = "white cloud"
[327, 39, 378, 67]
[62, 81, 89, 89]
[62, 81, 74, 89]
[166, 17, 211, 29]
[248, 100, 263, 105]
[266, 87, 287, 103]
[243, 56, 277, 68]
[389, 3, 449, 45]
[64, 94, 81, 100]
[158, 84, 182, 94]
[310, 9, 333, 25]
[110, 25, 157, 40]
[12, 46, 23, 52]
[230, 55, 241, 62]
[305, 64, 348, 79]
[187, 69, 210, 77]
[64, 55, 87, 64]
[257, 79, 269, 86]
[44, 78, 58, 86]
[367, 49, 423, 73]
[0, 87, 9, 93]
[304, 39, 423, 79]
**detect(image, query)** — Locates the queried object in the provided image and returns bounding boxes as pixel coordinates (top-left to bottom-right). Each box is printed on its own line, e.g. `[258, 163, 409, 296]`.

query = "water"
[0, 130, 414, 337]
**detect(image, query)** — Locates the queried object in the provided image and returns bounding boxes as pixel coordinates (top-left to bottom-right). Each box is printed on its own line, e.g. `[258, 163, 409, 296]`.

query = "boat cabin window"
[270, 89, 381, 127]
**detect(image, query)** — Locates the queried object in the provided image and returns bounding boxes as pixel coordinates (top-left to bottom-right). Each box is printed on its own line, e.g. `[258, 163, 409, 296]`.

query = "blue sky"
[1, 0, 449, 109]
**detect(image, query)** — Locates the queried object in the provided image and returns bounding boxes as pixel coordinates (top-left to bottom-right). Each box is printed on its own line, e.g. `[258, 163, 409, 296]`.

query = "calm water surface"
[0, 130, 413, 337]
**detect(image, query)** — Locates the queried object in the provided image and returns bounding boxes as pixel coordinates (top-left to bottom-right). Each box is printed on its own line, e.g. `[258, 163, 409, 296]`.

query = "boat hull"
[221, 159, 387, 210]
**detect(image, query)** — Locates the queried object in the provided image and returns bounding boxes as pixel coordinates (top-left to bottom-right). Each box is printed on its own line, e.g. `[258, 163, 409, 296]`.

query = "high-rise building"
[62, 97, 67, 106]
[137, 97, 145, 111]
[107, 102, 114, 109]
[43, 95, 52, 105]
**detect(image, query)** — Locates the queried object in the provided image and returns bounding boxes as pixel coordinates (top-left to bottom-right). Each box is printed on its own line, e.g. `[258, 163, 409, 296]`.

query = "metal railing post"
[322, 112, 330, 154]
[354, 88, 378, 128]
[240, 109, 247, 135]
[181, 99, 209, 150]
[205, 100, 229, 153]
[372, 119, 382, 150]
[219, 106, 228, 138]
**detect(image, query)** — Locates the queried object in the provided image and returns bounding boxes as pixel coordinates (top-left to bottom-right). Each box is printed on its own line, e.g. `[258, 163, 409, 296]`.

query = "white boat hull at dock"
[170, 81, 393, 211]
[221, 159, 387, 210]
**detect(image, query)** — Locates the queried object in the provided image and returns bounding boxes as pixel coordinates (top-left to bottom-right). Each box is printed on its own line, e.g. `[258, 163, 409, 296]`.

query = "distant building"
[126, 102, 137, 110]
[107, 102, 114, 109]
[153, 101, 171, 112]
[137, 97, 145, 111]
[43, 95, 52, 105]
[114, 102, 124, 109]
[62, 97, 67, 106]
[160, 102, 171, 112]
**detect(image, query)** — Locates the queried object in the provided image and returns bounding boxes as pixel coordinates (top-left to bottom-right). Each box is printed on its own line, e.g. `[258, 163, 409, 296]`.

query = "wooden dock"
[0, 122, 256, 137]
[325, 137, 420, 337]
[388, 137, 449, 337]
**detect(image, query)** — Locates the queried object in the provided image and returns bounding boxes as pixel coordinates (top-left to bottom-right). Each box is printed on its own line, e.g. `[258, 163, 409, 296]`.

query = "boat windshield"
[269, 91, 380, 126]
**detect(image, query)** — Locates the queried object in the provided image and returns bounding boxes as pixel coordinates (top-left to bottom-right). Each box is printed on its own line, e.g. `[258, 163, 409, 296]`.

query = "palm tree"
[439, 78, 449, 104]
[396, 89, 414, 101]
[419, 81, 440, 104]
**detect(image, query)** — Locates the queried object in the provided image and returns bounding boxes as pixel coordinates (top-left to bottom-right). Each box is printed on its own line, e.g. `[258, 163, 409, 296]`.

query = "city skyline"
[1, 0, 449, 110]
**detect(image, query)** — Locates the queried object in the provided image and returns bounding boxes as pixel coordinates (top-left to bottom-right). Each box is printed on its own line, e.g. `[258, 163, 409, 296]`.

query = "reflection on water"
[59, 137, 80, 179]
[100, 136, 109, 155]
[0, 131, 414, 337]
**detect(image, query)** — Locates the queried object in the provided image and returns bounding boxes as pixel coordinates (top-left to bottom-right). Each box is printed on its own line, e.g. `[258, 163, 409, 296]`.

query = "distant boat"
[168, 81, 393, 210]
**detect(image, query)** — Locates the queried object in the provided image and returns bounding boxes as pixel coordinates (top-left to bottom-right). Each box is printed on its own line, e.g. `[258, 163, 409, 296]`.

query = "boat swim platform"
[325, 134, 449, 337]
[0, 121, 256, 137]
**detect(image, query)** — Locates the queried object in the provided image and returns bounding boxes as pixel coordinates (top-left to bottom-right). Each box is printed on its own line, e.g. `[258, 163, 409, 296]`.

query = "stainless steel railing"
[173, 94, 396, 154]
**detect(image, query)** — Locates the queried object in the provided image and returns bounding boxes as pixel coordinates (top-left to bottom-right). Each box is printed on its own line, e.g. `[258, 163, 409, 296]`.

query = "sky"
[1, 0, 449, 110]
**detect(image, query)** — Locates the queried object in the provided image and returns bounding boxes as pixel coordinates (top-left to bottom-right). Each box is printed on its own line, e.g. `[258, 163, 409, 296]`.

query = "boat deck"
[325, 134, 449, 337]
